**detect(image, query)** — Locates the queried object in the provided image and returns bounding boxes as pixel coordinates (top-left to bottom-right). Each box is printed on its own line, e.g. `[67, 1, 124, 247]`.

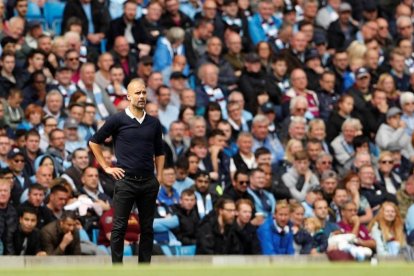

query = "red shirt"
[338, 221, 372, 241]
[98, 208, 140, 247]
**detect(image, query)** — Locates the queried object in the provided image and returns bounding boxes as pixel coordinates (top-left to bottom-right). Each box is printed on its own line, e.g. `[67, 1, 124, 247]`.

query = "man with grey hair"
[251, 114, 284, 167]
[153, 26, 186, 72]
[43, 90, 64, 122]
[228, 91, 253, 121]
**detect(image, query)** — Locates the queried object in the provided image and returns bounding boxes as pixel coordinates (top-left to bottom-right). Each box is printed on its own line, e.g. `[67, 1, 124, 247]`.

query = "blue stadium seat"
[160, 245, 196, 256]
[25, 2, 47, 30]
[43, 2, 65, 33]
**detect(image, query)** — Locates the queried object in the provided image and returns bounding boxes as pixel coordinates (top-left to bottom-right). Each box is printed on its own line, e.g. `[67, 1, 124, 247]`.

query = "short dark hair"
[175, 157, 189, 170]
[61, 210, 78, 221]
[181, 188, 195, 198]
[50, 184, 69, 195]
[25, 129, 40, 140]
[194, 170, 209, 180]
[233, 169, 249, 181]
[18, 206, 37, 218]
[28, 183, 45, 194]
[254, 147, 271, 158]
[352, 135, 370, 149]
[214, 198, 234, 213]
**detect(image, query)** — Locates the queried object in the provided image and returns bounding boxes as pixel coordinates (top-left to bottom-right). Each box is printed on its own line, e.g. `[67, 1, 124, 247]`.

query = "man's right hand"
[60, 231, 74, 251]
[104, 167, 125, 180]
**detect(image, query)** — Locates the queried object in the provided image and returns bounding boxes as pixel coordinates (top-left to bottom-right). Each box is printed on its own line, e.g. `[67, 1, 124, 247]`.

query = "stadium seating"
[43, 2, 66, 34]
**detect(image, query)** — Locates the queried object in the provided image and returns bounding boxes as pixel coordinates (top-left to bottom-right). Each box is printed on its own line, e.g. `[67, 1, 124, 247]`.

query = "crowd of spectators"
[0, 0, 414, 260]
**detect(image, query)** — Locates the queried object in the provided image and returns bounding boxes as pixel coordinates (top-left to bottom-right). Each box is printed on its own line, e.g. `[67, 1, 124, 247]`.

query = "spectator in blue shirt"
[257, 201, 294, 255]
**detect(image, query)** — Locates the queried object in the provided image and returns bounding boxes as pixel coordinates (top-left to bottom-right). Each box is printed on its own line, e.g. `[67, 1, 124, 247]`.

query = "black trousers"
[111, 175, 159, 263]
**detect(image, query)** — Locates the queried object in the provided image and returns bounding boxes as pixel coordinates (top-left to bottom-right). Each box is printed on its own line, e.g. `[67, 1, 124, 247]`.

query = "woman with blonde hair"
[368, 202, 406, 256]
[376, 73, 400, 107]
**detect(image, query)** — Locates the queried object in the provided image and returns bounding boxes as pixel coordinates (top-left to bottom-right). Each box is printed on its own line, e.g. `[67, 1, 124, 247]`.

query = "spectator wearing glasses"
[8, 148, 32, 206]
[195, 198, 238, 254]
[64, 49, 81, 83]
[314, 152, 333, 179]
[223, 169, 254, 203]
[376, 151, 402, 195]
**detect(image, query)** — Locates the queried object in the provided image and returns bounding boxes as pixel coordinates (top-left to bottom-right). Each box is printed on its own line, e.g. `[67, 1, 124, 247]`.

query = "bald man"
[89, 79, 164, 264]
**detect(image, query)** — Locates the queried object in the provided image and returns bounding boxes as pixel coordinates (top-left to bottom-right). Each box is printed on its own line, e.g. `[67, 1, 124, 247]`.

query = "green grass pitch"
[2, 263, 413, 276]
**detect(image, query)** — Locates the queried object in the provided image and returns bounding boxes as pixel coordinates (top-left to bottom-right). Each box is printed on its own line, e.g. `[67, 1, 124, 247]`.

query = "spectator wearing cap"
[376, 107, 414, 163]
[304, 48, 324, 91]
[316, 71, 338, 122]
[183, 18, 214, 70]
[137, 56, 154, 84]
[169, 70, 189, 108]
[63, 117, 87, 154]
[362, 0, 378, 22]
[315, 0, 340, 30]
[7, 148, 33, 206]
[52, 66, 77, 108]
[327, 2, 358, 51]
[239, 53, 274, 114]
[61, 0, 109, 47]
[346, 67, 372, 123]
[106, 0, 140, 52]
[133, 0, 163, 54]
[95, 53, 114, 91]
[248, 0, 282, 46]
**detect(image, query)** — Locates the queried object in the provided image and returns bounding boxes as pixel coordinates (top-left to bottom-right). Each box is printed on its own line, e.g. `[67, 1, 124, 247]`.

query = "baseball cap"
[305, 48, 320, 62]
[244, 52, 261, 63]
[283, 4, 296, 14]
[355, 67, 370, 79]
[339, 2, 352, 13]
[260, 102, 275, 113]
[222, 0, 237, 6]
[7, 148, 24, 160]
[64, 117, 79, 129]
[170, 71, 188, 80]
[363, 0, 377, 12]
[386, 107, 402, 119]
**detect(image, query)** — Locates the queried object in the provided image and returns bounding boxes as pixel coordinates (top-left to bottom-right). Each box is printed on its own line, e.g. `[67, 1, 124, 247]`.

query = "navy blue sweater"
[90, 110, 164, 175]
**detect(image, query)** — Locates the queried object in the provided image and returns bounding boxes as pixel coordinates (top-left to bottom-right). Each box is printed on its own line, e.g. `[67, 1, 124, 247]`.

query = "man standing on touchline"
[89, 78, 165, 264]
